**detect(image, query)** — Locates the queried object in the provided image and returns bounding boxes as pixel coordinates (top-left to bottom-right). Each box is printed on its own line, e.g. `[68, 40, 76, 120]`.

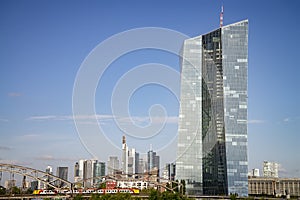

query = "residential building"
[176, 20, 249, 196]
[263, 161, 278, 178]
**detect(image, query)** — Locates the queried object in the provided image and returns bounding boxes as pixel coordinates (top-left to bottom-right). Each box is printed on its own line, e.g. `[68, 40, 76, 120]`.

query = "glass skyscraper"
[176, 20, 248, 196]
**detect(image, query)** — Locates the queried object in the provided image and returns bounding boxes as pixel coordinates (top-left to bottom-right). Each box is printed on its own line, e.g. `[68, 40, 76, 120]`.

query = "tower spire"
[220, 5, 224, 27]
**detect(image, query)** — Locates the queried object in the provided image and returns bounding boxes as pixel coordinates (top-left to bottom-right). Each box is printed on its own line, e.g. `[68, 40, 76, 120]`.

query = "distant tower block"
[122, 135, 126, 144]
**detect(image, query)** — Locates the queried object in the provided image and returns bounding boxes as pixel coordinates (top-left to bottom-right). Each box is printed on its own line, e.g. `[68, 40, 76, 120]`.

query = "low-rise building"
[249, 177, 300, 197]
[117, 180, 148, 190]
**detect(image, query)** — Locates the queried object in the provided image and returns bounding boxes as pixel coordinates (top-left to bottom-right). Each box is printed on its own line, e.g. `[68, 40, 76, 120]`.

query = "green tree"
[24, 188, 33, 194]
[11, 186, 21, 194]
[74, 194, 84, 200]
[0, 186, 6, 195]
[148, 189, 161, 200]
[90, 193, 101, 200]
[99, 182, 106, 189]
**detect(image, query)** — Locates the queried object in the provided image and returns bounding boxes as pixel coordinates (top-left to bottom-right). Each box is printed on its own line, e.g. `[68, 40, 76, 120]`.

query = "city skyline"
[0, 0, 299, 181]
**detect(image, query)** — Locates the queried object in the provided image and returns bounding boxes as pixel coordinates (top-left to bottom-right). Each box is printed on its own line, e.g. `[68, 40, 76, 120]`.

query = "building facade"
[163, 163, 176, 181]
[56, 167, 68, 188]
[147, 149, 160, 176]
[176, 20, 249, 196]
[263, 161, 278, 178]
[121, 135, 139, 176]
[251, 168, 260, 177]
[75, 159, 106, 188]
[107, 156, 120, 175]
[248, 177, 300, 197]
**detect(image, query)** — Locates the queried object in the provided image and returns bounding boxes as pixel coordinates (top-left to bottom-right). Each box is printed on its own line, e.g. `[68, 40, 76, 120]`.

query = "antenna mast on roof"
[220, 5, 224, 27]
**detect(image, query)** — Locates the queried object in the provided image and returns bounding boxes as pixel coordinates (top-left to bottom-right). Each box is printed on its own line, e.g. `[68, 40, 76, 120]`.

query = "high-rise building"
[93, 161, 105, 185]
[263, 161, 278, 178]
[75, 159, 106, 188]
[107, 156, 120, 175]
[74, 162, 80, 182]
[122, 135, 129, 175]
[138, 158, 147, 174]
[56, 167, 68, 188]
[147, 149, 160, 175]
[167, 163, 176, 181]
[176, 20, 249, 196]
[121, 135, 139, 176]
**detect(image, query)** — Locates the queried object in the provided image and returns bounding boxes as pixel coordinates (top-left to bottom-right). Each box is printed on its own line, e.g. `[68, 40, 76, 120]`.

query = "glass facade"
[176, 20, 248, 196]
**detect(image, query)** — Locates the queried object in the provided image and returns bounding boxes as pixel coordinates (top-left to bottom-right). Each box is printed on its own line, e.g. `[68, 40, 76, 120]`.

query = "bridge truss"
[0, 163, 183, 193]
[0, 163, 73, 190]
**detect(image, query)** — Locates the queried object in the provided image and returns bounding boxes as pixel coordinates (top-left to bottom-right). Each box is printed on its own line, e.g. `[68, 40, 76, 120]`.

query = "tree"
[148, 189, 161, 200]
[99, 182, 106, 189]
[0, 186, 6, 195]
[11, 186, 21, 194]
[73, 194, 84, 200]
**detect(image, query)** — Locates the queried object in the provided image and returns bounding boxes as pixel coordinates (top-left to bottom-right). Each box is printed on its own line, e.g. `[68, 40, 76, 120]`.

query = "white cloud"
[21, 134, 40, 138]
[0, 159, 31, 165]
[248, 119, 265, 124]
[0, 146, 12, 150]
[27, 115, 58, 121]
[8, 92, 22, 97]
[283, 118, 291, 122]
[27, 114, 113, 121]
[27, 114, 178, 125]
[0, 118, 8, 122]
[34, 155, 77, 162]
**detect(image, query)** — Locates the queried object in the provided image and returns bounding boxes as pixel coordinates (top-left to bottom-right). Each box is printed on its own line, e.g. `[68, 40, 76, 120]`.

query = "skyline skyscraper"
[121, 135, 139, 176]
[176, 20, 249, 196]
[147, 149, 160, 175]
[56, 166, 68, 188]
[107, 156, 120, 175]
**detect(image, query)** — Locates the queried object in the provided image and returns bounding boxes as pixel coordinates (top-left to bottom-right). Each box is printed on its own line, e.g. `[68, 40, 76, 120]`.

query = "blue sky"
[0, 0, 299, 181]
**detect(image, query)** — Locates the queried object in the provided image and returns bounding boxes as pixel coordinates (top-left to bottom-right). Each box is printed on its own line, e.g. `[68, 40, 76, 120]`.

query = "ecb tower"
[176, 20, 248, 196]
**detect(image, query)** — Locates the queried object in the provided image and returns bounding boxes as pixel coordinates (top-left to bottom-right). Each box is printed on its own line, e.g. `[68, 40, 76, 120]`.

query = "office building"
[121, 135, 139, 176]
[166, 163, 176, 181]
[107, 156, 120, 175]
[138, 158, 147, 174]
[74, 162, 80, 182]
[93, 161, 105, 184]
[75, 159, 105, 188]
[147, 149, 160, 176]
[56, 167, 68, 188]
[176, 20, 249, 196]
[263, 161, 278, 178]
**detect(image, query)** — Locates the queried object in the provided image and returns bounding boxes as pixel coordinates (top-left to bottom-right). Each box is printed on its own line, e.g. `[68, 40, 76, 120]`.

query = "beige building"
[249, 177, 300, 197]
